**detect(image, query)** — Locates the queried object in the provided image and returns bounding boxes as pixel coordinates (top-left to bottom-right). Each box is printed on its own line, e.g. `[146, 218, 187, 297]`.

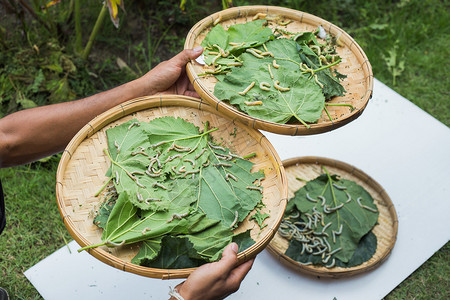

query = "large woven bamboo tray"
[56, 95, 288, 279]
[267, 157, 398, 278]
[185, 5, 373, 136]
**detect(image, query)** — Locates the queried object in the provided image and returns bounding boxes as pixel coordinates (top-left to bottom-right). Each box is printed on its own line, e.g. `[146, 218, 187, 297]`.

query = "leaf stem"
[325, 102, 355, 111]
[324, 106, 333, 122]
[78, 241, 106, 252]
[243, 153, 256, 159]
[94, 177, 112, 197]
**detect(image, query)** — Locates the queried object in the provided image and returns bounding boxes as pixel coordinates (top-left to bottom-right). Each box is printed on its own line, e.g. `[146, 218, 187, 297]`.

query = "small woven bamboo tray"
[56, 95, 288, 279]
[267, 157, 398, 278]
[185, 5, 373, 136]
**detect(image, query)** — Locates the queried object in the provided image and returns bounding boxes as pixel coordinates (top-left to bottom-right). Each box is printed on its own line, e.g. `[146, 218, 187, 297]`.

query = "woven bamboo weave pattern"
[267, 156, 398, 278]
[56, 95, 287, 279]
[185, 6, 373, 135]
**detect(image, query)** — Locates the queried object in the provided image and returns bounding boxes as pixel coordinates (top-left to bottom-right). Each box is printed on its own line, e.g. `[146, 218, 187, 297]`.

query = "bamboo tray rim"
[267, 156, 398, 278]
[56, 94, 288, 279]
[185, 5, 373, 136]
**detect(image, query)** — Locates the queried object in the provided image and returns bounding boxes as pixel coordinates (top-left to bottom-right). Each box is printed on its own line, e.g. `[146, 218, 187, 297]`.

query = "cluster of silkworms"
[279, 182, 378, 268]
[278, 209, 341, 268]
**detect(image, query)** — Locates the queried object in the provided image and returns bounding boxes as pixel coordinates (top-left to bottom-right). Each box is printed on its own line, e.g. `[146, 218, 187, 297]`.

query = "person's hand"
[171, 243, 254, 300]
[140, 47, 203, 98]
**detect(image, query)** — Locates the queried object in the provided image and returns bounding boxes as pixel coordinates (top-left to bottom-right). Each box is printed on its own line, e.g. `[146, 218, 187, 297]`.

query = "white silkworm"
[328, 247, 342, 256]
[141, 227, 151, 235]
[207, 142, 225, 152]
[238, 81, 256, 95]
[322, 222, 332, 232]
[227, 62, 243, 67]
[244, 101, 263, 106]
[137, 192, 144, 202]
[128, 122, 140, 131]
[252, 12, 267, 20]
[115, 171, 119, 185]
[333, 183, 347, 190]
[225, 173, 237, 181]
[274, 80, 290, 92]
[214, 162, 232, 168]
[335, 224, 343, 235]
[267, 63, 274, 79]
[245, 48, 264, 59]
[153, 182, 167, 190]
[229, 152, 243, 159]
[135, 179, 145, 188]
[208, 51, 219, 55]
[260, 81, 271, 91]
[261, 51, 274, 57]
[194, 149, 208, 160]
[130, 171, 145, 176]
[345, 191, 352, 203]
[184, 170, 200, 177]
[314, 74, 324, 89]
[114, 140, 120, 153]
[145, 170, 161, 177]
[213, 15, 222, 26]
[317, 195, 326, 206]
[144, 198, 161, 205]
[325, 258, 336, 268]
[167, 212, 190, 223]
[202, 160, 210, 167]
[246, 186, 263, 193]
[272, 60, 280, 69]
[105, 240, 125, 247]
[306, 193, 318, 203]
[179, 166, 186, 173]
[230, 211, 239, 228]
[322, 254, 331, 264]
[165, 154, 182, 163]
[151, 141, 167, 148]
[184, 158, 195, 167]
[357, 197, 378, 213]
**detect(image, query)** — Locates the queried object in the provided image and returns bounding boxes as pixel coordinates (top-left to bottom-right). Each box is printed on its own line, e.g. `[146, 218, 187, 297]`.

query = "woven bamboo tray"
[185, 5, 373, 136]
[267, 157, 398, 278]
[56, 95, 288, 279]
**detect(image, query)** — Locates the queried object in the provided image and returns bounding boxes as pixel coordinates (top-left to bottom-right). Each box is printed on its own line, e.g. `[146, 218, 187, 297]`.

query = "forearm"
[0, 77, 149, 168]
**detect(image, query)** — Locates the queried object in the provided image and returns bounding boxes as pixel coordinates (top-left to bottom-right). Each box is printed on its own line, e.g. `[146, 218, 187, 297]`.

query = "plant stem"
[82, 3, 108, 60]
[325, 102, 355, 111]
[94, 177, 113, 197]
[243, 153, 256, 159]
[74, 0, 82, 53]
[324, 106, 333, 122]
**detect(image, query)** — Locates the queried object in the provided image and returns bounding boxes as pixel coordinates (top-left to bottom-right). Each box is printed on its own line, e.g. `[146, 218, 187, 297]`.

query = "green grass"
[0, 0, 449, 299]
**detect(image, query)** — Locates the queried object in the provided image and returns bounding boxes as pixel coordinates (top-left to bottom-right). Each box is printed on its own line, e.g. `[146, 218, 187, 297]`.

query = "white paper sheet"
[25, 79, 450, 299]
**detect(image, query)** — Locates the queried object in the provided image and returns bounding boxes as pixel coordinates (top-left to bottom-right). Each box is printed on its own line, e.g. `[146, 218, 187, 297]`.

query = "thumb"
[170, 47, 203, 67]
[217, 243, 239, 269]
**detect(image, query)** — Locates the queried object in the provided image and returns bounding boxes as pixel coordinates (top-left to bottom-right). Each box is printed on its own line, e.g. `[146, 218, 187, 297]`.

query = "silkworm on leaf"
[306, 193, 318, 203]
[141, 227, 151, 235]
[128, 122, 140, 131]
[114, 140, 120, 153]
[244, 100, 263, 106]
[153, 182, 167, 190]
[267, 64, 274, 79]
[225, 173, 237, 182]
[184, 158, 195, 167]
[314, 74, 324, 89]
[229, 211, 239, 228]
[167, 212, 190, 223]
[246, 186, 263, 193]
[144, 198, 161, 205]
[260, 82, 271, 91]
[357, 197, 378, 213]
[208, 141, 226, 152]
[245, 48, 264, 59]
[274, 80, 290, 92]
[272, 60, 280, 69]
[213, 162, 232, 168]
[238, 81, 256, 95]
[194, 148, 207, 160]
[105, 240, 125, 248]
[325, 258, 336, 268]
